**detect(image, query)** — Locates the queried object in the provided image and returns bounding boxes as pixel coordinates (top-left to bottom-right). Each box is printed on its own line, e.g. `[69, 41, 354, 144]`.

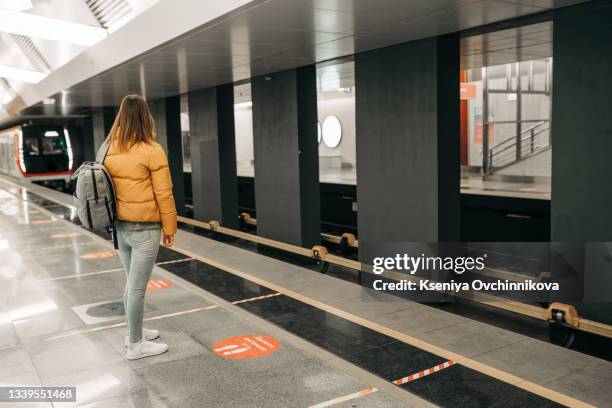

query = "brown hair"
[108, 95, 156, 151]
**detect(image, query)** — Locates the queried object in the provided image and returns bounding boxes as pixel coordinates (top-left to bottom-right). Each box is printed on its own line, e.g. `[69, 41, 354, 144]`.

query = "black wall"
[188, 85, 239, 228]
[552, 1, 612, 324]
[552, 2, 612, 242]
[150, 96, 186, 216]
[251, 67, 320, 247]
[355, 35, 460, 243]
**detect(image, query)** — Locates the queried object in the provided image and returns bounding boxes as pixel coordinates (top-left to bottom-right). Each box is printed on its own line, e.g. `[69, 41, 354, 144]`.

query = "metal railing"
[486, 120, 550, 174]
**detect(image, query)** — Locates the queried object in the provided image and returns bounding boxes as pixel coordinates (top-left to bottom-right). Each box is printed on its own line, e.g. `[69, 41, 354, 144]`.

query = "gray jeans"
[116, 221, 162, 343]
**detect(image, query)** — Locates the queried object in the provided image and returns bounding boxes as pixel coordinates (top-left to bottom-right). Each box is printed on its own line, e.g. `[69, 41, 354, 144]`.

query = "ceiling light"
[0, 0, 32, 11]
[0, 64, 47, 83]
[0, 10, 107, 46]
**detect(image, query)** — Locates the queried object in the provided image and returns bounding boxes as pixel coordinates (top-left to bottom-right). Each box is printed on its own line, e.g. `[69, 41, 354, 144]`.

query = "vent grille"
[10, 34, 52, 73]
[85, 0, 132, 29]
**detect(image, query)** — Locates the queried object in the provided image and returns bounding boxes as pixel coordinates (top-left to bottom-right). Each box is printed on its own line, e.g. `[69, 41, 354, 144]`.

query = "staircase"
[486, 121, 551, 175]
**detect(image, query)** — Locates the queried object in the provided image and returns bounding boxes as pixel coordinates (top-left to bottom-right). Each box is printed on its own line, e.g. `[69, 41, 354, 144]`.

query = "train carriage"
[0, 124, 73, 186]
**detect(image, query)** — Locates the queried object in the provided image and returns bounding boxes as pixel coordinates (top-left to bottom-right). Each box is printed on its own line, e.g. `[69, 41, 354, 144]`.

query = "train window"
[23, 135, 39, 156]
[21, 126, 67, 157]
[41, 136, 64, 155]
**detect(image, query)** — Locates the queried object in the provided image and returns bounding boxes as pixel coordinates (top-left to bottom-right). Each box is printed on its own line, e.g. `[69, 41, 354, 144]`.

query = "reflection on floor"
[236, 162, 551, 200]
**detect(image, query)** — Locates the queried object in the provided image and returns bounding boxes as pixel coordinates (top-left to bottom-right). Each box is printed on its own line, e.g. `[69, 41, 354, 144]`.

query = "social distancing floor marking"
[39, 267, 124, 281]
[213, 335, 281, 359]
[80, 251, 116, 260]
[28, 242, 96, 252]
[43, 292, 281, 341]
[146, 279, 172, 291]
[50, 232, 81, 239]
[155, 258, 194, 266]
[392, 360, 455, 385]
[39, 259, 195, 281]
[31, 219, 57, 225]
[309, 361, 455, 408]
[308, 387, 378, 408]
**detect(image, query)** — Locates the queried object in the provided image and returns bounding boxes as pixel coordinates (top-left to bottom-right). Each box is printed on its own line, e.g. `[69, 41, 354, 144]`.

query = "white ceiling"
[5, 0, 586, 119]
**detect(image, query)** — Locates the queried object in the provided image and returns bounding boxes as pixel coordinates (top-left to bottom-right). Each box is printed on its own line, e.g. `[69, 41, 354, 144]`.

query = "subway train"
[0, 124, 74, 186]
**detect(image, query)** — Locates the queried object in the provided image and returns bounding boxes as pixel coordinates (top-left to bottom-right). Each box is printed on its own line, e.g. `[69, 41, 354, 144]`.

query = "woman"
[104, 95, 177, 360]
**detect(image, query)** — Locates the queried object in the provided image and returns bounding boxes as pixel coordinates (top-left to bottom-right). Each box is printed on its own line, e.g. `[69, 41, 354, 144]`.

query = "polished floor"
[0, 177, 609, 408]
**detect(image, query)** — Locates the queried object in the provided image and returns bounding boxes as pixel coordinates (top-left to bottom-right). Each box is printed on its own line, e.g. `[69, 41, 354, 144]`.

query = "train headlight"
[64, 128, 73, 170]
[17, 129, 26, 173]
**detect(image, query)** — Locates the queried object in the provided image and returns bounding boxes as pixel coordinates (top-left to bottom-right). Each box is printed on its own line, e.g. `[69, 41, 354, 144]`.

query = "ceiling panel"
[16, 0, 584, 116]
[460, 20, 552, 69]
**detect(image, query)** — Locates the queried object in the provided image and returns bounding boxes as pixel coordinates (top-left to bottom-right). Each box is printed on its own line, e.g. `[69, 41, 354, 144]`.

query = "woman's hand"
[162, 233, 174, 247]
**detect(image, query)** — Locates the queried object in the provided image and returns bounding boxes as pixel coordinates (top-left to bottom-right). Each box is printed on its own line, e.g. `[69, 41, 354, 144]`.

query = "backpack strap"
[95, 137, 112, 163]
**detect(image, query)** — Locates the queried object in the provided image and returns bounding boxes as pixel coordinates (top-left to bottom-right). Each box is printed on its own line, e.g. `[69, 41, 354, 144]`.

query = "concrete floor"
[1, 177, 609, 408]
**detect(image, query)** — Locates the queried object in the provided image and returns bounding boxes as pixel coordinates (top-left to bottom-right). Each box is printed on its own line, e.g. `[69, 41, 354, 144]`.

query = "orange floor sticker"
[80, 251, 117, 260]
[51, 232, 80, 239]
[146, 279, 173, 292]
[32, 219, 56, 225]
[213, 335, 281, 359]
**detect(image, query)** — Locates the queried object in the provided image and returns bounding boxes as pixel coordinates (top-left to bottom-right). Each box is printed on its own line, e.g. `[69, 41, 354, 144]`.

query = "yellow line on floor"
[169, 245, 595, 408]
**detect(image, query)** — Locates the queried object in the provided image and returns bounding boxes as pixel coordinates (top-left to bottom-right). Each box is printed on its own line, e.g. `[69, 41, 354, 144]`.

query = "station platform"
[0, 176, 610, 408]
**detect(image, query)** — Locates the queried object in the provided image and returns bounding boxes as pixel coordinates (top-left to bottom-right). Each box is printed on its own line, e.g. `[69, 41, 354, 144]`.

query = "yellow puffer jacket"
[104, 140, 177, 235]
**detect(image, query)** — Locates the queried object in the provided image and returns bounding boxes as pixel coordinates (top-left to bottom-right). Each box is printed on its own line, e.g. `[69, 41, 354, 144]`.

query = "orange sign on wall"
[213, 335, 281, 359]
[460, 83, 476, 100]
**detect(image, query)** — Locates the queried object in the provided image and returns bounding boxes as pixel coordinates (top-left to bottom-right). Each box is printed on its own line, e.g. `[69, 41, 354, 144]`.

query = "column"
[188, 84, 239, 229]
[149, 96, 186, 216]
[92, 107, 116, 152]
[354, 34, 460, 243]
[251, 66, 320, 248]
[552, 2, 612, 324]
[552, 2, 612, 242]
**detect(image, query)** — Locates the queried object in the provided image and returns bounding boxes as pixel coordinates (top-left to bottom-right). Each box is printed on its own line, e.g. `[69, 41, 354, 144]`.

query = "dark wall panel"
[552, 2, 612, 241]
[92, 107, 116, 152]
[251, 67, 320, 247]
[188, 85, 238, 228]
[150, 96, 186, 215]
[552, 2, 612, 324]
[79, 117, 95, 164]
[355, 35, 460, 243]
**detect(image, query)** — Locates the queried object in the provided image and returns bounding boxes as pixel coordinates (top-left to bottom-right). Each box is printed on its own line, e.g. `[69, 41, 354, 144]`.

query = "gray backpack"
[71, 138, 118, 247]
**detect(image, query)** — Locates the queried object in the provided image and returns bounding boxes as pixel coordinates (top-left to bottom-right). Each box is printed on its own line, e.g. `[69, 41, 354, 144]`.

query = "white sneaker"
[126, 340, 168, 360]
[124, 328, 160, 347]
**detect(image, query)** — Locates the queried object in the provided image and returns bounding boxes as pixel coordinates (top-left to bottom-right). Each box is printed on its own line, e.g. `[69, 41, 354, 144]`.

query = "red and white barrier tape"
[231, 292, 281, 304]
[393, 360, 455, 385]
[308, 361, 455, 408]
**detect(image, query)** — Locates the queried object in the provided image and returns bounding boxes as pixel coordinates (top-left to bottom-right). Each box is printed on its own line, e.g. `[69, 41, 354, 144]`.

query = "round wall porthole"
[317, 121, 322, 144]
[322, 115, 342, 148]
